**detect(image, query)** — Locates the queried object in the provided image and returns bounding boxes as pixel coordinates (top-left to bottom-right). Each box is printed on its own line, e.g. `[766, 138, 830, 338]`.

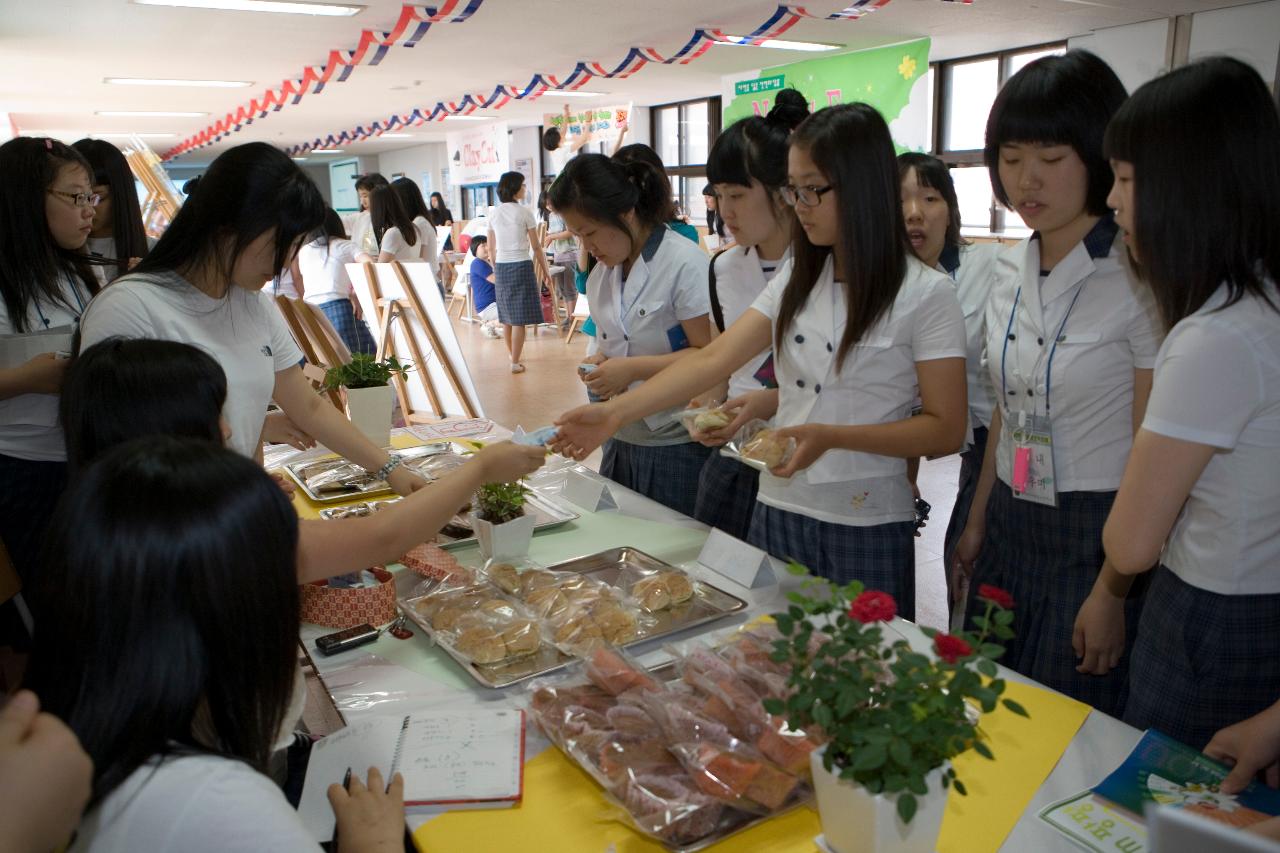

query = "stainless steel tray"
[398, 547, 747, 689]
[317, 491, 578, 545]
[286, 443, 466, 504]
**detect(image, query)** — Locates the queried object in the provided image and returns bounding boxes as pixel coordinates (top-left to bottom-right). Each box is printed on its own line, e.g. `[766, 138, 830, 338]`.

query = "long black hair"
[775, 103, 907, 370]
[391, 177, 431, 221]
[318, 207, 348, 241]
[132, 142, 326, 291]
[73, 138, 150, 279]
[897, 152, 965, 252]
[0, 137, 101, 332]
[548, 152, 671, 259]
[1106, 56, 1280, 330]
[60, 338, 227, 475]
[611, 144, 677, 222]
[369, 184, 416, 249]
[428, 191, 453, 226]
[25, 436, 300, 808]
[707, 88, 810, 226]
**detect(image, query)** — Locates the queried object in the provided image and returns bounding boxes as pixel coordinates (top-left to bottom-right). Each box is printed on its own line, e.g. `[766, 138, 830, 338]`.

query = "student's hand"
[1204, 702, 1280, 794]
[270, 471, 297, 498]
[550, 404, 621, 461]
[1072, 587, 1126, 675]
[262, 411, 316, 451]
[474, 441, 547, 483]
[18, 353, 70, 395]
[0, 690, 94, 853]
[386, 466, 429, 497]
[351, 299, 365, 321]
[722, 388, 780, 436]
[328, 767, 405, 853]
[768, 423, 835, 479]
[582, 357, 636, 401]
[950, 524, 985, 603]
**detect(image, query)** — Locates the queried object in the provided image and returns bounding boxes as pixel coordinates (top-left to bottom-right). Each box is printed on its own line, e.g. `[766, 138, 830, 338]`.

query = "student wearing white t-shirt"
[79, 143, 426, 498]
[488, 171, 553, 373]
[349, 172, 388, 257]
[296, 208, 376, 354]
[72, 138, 154, 284]
[553, 106, 968, 618]
[358, 185, 419, 263]
[1087, 58, 1280, 750]
[0, 137, 102, 583]
[391, 177, 439, 268]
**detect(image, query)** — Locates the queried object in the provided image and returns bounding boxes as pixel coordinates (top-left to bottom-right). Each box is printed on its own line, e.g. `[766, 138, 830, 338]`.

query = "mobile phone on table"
[314, 623, 379, 656]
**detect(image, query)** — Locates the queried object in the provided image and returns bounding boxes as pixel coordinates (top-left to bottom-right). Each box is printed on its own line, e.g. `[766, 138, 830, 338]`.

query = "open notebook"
[298, 709, 525, 841]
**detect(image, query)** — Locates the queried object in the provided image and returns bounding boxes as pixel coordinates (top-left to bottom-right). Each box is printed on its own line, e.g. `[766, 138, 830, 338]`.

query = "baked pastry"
[501, 619, 541, 657]
[489, 563, 521, 595]
[479, 598, 518, 620]
[662, 571, 694, 604]
[455, 626, 507, 664]
[693, 409, 732, 433]
[526, 586, 570, 620]
[632, 576, 672, 613]
[520, 569, 559, 596]
[740, 429, 789, 468]
[592, 601, 638, 645]
[431, 604, 470, 632]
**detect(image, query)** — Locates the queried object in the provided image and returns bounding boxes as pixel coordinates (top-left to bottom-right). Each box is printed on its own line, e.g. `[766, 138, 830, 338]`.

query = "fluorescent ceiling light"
[309, 148, 344, 153]
[291, 157, 310, 161]
[97, 110, 207, 117]
[93, 132, 177, 138]
[105, 77, 253, 88]
[555, 91, 612, 98]
[717, 36, 840, 52]
[443, 115, 488, 122]
[132, 0, 362, 15]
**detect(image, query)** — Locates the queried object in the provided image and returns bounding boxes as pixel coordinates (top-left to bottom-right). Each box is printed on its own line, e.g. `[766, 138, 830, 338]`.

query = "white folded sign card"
[696, 527, 778, 589]
[560, 469, 618, 513]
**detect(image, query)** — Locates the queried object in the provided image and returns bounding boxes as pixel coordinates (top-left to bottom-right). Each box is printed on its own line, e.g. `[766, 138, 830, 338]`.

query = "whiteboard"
[346, 261, 483, 420]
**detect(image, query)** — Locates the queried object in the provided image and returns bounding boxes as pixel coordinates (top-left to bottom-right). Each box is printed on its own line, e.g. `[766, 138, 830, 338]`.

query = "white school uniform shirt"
[412, 215, 439, 267]
[712, 244, 788, 399]
[590, 226, 710, 445]
[378, 226, 421, 262]
[750, 255, 966, 526]
[350, 210, 376, 256]
[79, 271, 304, 459]
[489, 202, 537, 264]
[984, 218, 1163, 493]
[938, 242, 999, 433]
[297, 237, 360, 306]
[1142, 281, 1280, 595]
[0, 274, 93, 462]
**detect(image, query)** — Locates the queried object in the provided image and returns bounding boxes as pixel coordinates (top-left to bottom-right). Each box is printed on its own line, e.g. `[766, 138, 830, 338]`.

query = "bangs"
[706, 123, 753, 187]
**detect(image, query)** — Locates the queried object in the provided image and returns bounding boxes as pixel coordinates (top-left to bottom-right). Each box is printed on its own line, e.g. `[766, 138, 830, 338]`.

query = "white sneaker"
[510, 363, 526, 374]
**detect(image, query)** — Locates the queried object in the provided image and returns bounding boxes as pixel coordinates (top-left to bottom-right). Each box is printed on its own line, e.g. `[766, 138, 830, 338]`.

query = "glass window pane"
[681, 101, 709, 167]
[684, 175, 708, 226]
[656, 107, 680, 170]
[943, 58, 998, 151]
[951, 165, 994, 230]
[924, 65, 936, 152]
[1006, 46, 1065, 80]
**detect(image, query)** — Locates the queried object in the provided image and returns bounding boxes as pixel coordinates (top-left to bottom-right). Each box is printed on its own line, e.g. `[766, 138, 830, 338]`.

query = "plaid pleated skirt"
[0, 454, 68, 586]
[1124, 566, 1280, 750]
[494, 260, 543, 326]
[318, 298, 376, 355]
[693, 451, 759, 542]
[942, 426, 988, 601]
[600, 438, 712, 519]
[965, 483, 1147, 717]
[747, 502, 916, 622]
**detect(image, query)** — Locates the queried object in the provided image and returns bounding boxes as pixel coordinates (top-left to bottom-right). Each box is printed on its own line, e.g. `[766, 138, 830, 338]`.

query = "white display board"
[346, 261, 483, 420]
[445, 121, 510, 186]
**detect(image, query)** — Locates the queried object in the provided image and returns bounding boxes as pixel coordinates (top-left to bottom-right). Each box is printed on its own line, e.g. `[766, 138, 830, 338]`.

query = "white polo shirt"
[412, 215, 439, 267]
[750, 255, 966, 525]
[297, 237, 359, 306]
[378, 226, 420, 262]
[985, 220, 1163, 493]
[712, 244, 787, 399]
[1143, 281, 1280, 595]
[489, 202, 537, 264]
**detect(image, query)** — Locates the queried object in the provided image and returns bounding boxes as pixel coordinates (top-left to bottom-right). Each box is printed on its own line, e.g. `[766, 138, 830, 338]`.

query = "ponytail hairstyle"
[897, 152, 966, 252]
[548, 152, 670, 258]
[707, 88, 810, 224]
[369, 185, 417, 249]
[775, 103, 908, 371]
[391, 177, 431, 222]
[73, 138, 151, 279]
[611, 144, 677, 222]
[0, 137, 101, 332]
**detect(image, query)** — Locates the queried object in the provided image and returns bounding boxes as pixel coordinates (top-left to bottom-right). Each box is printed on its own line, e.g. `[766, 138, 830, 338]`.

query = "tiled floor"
[445, 310, 962, 631]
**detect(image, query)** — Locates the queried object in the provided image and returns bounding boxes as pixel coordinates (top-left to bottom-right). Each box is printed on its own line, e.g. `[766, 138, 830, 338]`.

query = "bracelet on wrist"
[374, 455, 404, 481]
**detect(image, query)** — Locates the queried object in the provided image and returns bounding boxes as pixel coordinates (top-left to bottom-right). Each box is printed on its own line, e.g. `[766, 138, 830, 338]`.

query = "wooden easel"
[274, 296, 346, 410]
[121, 137, 182, 238]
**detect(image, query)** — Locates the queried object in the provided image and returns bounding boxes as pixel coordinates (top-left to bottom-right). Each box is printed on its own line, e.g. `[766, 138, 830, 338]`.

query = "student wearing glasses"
[552, 104, 968, 618]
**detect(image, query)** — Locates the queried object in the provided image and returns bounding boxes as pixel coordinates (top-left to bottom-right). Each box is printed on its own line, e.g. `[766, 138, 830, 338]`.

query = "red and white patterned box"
[400, 542, 469, 582]
[299, 566, 397, 628]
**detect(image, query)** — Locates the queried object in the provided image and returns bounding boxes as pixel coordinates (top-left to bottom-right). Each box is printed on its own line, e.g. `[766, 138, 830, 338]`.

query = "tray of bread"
[285, 442, 472, 503]
[396, 547, 747, 689]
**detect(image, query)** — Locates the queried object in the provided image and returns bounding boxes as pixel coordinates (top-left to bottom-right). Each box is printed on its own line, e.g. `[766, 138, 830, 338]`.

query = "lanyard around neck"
[1000, 279, 1087, 415]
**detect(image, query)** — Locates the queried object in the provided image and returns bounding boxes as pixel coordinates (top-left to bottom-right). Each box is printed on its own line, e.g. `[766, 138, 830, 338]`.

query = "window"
[951, 166, 995, 231]
[942, 58, 999, 152]
[651, 96, 721, 228]
[461, 184, 496, 220]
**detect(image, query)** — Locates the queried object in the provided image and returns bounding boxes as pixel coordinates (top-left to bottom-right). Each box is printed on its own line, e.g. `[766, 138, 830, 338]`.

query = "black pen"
[331, 766, 352, 851]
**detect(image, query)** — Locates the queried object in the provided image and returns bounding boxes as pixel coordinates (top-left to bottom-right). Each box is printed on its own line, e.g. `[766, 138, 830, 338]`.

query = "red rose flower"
[848, 590, 897, 624]
[977, 584, 1015, 610]
[933, 633, 973, 664]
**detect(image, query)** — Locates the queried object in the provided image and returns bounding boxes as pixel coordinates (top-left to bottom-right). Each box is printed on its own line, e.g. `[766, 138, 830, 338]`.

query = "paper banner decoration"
[161, 0, 484, 159]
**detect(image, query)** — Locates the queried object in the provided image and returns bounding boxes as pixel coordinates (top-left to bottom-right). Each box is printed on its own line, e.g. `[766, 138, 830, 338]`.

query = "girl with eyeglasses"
[0, 137, 103, 582]
[552, 104, 968, 617]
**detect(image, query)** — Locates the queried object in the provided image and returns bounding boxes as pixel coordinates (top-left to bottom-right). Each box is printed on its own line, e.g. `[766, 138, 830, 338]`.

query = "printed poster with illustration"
[542, 104, 631, 145]
[1041, 729, 1280, 852]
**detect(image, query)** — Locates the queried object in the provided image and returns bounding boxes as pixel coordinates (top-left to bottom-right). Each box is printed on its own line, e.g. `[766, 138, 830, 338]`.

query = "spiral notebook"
[298, 709, 525, 841]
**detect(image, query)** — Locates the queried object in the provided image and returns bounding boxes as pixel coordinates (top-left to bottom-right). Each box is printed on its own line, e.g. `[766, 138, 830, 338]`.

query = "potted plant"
[767, 565, 1025, 853]
[471, 480, 536, 560]
[322, 353, 410, 448]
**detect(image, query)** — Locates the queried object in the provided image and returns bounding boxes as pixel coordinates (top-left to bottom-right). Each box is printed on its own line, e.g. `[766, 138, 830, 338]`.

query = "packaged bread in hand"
[679, 405, 733, 437]
[723, 419, 795, 474]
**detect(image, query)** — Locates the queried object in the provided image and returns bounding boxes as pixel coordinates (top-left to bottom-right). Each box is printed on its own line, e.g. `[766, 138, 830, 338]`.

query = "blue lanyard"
[1000, 280, 1087, 415]
[34, 278, 87, 329]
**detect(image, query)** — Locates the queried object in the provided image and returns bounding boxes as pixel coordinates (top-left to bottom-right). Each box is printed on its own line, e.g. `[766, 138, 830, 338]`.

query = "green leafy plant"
[765, 564, 1026, 825]
[474, 481, 529, 524]
[321, 353, 411, 391]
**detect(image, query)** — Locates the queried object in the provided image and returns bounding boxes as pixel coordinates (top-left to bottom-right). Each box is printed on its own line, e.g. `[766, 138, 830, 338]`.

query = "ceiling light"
[443, 115, 488, 122]
[105, 77, 253, 88]
[132, 0, 362, 15]
[291, 157, 310, 161]
[554, 91, 612, 99]
[309, 148, 344, 153]
[93, 133, 178, 138]
[717, 36, 841, 52]
[97, 110, 208, 117]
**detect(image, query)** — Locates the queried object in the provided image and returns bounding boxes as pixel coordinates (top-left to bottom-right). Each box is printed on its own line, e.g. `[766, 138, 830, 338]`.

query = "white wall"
[510, 126, 543, 194]
[300, 163, 331, 206]
[1068, 19, 1172, 93]
[1190, 0, 1280, 84]
[376, 141, 455, 212]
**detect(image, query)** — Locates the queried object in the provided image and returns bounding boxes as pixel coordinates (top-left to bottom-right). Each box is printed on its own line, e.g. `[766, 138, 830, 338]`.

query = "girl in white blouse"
[552, 104, 968, 618]
[1091, 57, 1280, 749]
[364, 185, 419, 263]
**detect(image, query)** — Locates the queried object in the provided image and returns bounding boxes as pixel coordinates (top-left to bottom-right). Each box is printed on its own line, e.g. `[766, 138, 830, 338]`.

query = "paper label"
[560, 470, 617, 513]
[696, 527, 777, 589]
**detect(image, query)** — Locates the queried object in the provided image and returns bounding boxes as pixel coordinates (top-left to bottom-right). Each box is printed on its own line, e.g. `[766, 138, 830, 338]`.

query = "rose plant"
[765, 563, 1027, 824]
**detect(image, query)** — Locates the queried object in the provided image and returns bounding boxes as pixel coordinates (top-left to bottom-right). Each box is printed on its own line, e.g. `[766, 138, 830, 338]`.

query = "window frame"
[650, 95, 722, 227]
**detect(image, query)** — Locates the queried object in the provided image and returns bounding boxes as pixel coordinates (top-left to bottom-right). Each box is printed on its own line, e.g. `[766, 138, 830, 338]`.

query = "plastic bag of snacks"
[721, 419, 796, 474]
[667, 738, 805, 812]
[677, 406, 734, 438]
[614, 563, 697, 614]
[476, 557, 544, 597]
[509, 570, 649, 655]
[419, 587, 542, 665]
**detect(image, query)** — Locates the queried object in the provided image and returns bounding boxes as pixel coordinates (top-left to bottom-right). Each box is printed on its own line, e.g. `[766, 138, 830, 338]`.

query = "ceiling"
[1, 0, 1257, 165]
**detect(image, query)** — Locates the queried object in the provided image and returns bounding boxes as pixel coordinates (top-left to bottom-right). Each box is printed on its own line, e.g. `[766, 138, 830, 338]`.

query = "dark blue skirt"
[693, 451, 759, 543]
[747, 502, 916, 622]
[494, 260, 542, 326]
[0, 454, 68, 587]
[317, 298, 376, 355]
[1124, 566, 1280, 750]
[600, 439, 711, 519]
[942, 426, 988, 600]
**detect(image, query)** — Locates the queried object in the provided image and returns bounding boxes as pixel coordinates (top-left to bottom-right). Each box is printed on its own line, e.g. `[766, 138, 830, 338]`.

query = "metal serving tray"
[317, 491, 578, 548]
[285, 443, 466, 504]
[398, 547, 747, 690]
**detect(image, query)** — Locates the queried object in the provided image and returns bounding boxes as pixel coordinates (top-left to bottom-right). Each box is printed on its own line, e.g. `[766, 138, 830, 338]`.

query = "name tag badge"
[1008, 412, 1057, 507]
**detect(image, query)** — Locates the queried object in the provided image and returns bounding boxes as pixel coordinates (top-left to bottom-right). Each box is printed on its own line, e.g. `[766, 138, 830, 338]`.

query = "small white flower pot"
[471, 511, 536, 560]
[810, 744, 947, 853]
[344, 384, 394, 449]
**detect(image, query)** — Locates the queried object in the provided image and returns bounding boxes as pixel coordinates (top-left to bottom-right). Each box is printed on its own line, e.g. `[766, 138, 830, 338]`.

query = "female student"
[548, 153, 717, 518]
[428, 190, 457, 291]
[0, 137, 101, 580]
[296, 208, 376, 355]
[78, 142, 424, 497]
[487, 170, 553, 374]
[350, 172, 388, 256]
[552, 106, 968, 618]
[1081, 57, 1280, 748]
[363, 185, 419, 263]
[612, 144, 700, 244]
[72, 138, 152, 283]
[25, 438, 408, 852]
[897, 152, 999, 596]
[952, 51, 1162, 716]
[687, 89, 808, 540]
[392, 177, 439, 268]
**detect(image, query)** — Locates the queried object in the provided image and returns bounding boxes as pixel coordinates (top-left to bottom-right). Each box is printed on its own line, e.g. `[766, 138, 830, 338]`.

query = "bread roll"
[520, 569, 559, 596]
[455, 626, 506, 664]
[741, 429, 788, 468]
[593, 602, 638, 645]
[526, 586, 570, 619]
[693, 409, 731, 432]
[660, 571, 694, 604]
[489, 563, 521, 595]
[632, 576, 672, 612]
[502, 619, 541, 657]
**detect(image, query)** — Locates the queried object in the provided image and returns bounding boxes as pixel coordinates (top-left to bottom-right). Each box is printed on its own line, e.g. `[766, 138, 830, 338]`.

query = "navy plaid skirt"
[747, 502, 916, 622]
[0, 454, 68, 587]
[693, 451, 759, 542]
[965, 483, 1147, 717]
[1125, 566, 1280, 750]
[600, 438, 712, 519]
[494, 260, 543, 326]
[942, 426, 988, 601]
[318, 298, 376, 355]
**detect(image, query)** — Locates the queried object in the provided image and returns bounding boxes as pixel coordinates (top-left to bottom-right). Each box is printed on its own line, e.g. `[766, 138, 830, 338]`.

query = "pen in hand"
[331, 766, 352, 850]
